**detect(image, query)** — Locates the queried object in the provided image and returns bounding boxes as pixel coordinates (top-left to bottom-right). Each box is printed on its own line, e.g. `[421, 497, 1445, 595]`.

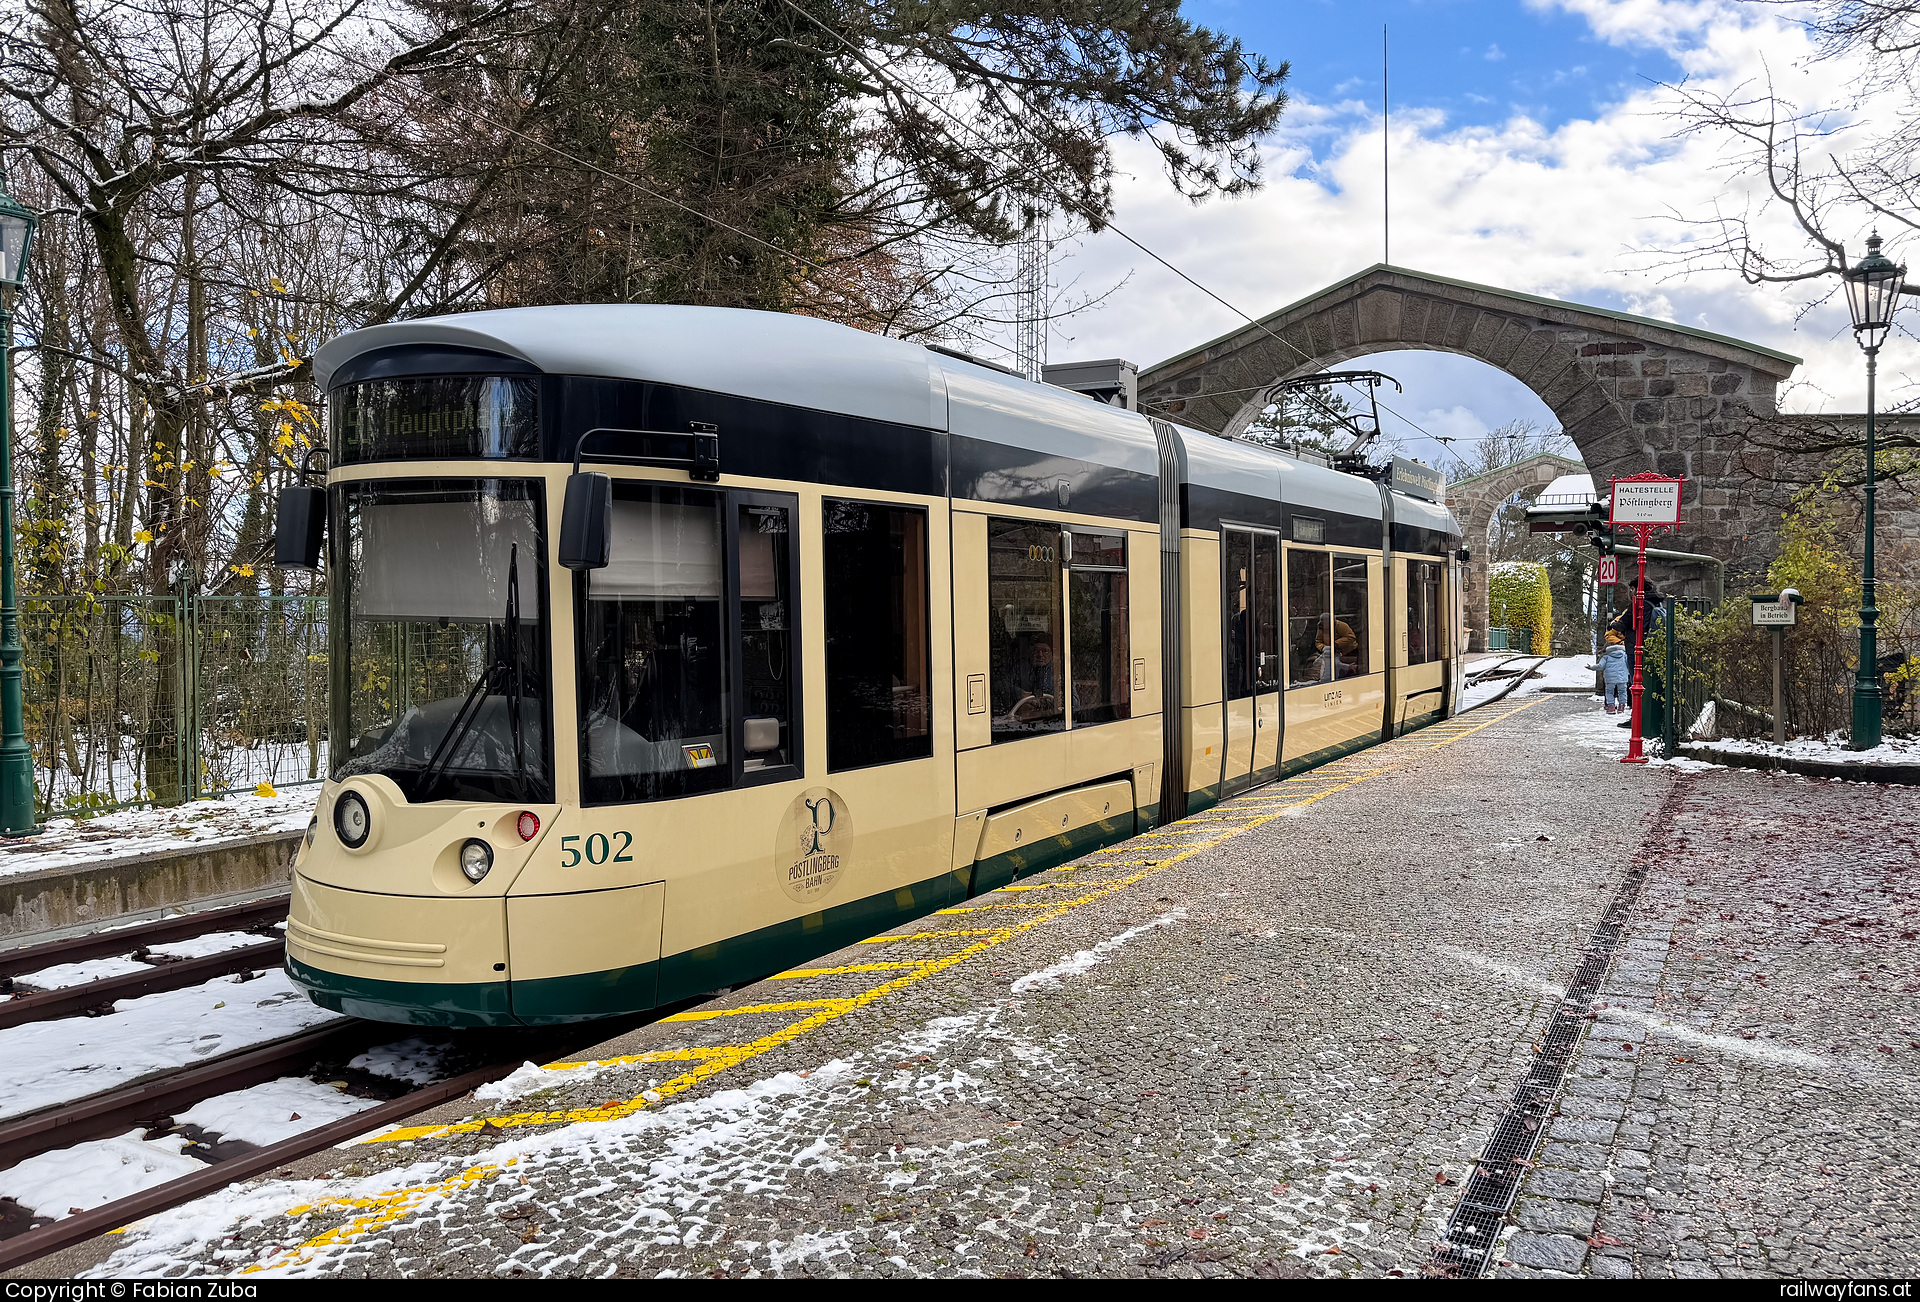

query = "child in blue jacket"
[1597, 630, 1631, 713]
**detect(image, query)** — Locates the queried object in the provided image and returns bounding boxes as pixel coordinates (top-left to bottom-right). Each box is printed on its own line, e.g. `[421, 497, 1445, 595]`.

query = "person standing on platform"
[1598, 631, 1631, 713]
[1608, 582, 1665, 729]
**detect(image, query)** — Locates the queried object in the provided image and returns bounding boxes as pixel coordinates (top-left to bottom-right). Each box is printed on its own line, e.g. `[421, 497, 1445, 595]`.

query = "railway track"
[0, 894, 700, 1274]
[0, 897, 292, 1032]
[1461, 654, 1555, 710]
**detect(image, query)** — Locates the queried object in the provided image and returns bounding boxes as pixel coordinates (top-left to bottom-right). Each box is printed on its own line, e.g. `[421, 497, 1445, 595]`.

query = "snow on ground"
[0, 787, 318, 880]
[175, 1078, 380, 1146]
[1461, 656, 1600, 712]
[147, 930, 276, 961]
[12, 954, 150, 991]
[348, 1037, 458, 1088]
[1556, 704, 1723, 772]
[1695, 732, 1920, 766]
[0, 1129, 203, 1220]
[0, 969, 339, 1121]
[1009, 908, 1186, 993]
[475, 1059, 622, 1105]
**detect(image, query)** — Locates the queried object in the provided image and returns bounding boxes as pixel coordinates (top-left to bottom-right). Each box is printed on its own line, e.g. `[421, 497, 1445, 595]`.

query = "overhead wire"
[773, 0, 1471, 470]
[269, 1, 1468, 472]
[245, 5, 1021, 362]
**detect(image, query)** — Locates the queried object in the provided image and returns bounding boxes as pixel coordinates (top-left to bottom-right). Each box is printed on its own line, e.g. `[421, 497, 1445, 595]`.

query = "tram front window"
[333, 478, 551, 803]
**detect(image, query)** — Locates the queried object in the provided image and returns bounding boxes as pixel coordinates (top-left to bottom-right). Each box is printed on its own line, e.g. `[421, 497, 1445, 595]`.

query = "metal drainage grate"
[1427, 783, 1683, 1278]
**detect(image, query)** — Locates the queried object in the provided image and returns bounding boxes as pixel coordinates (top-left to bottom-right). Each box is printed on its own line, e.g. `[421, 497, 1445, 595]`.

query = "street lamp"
[1842, 232, 1905, 752]
[0, 185, 37, 833]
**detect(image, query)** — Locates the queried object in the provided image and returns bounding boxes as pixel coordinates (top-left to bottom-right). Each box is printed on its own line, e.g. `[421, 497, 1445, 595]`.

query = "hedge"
[1490, 561, 1553, 654]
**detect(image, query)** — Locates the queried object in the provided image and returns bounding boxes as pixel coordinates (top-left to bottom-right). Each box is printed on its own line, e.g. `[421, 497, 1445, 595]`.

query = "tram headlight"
[303, 816, 317, 851]
[460, 838, 494, 883]
[334, 791, 370, 849]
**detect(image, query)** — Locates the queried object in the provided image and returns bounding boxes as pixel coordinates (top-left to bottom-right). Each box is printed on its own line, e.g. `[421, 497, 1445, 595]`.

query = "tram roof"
[312, 305, 1159, 475]
[1169, 424, 1387, 523]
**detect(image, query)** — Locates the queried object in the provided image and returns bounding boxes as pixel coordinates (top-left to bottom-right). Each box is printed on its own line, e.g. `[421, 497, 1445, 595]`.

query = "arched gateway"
[1136, 265, 1802, 582]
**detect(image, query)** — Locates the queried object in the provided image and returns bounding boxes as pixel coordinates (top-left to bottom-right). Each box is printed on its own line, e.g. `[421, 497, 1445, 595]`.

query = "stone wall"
[1137, 265, 1920, 591]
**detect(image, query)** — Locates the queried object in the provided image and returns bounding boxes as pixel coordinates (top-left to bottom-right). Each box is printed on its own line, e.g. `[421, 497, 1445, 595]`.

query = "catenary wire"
[773, 0, 1470, 469]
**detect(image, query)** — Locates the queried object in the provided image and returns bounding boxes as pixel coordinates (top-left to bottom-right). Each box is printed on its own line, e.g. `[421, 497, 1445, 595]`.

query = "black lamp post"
[1842, 232, 1905, 751]
[0, 186, 37, 832]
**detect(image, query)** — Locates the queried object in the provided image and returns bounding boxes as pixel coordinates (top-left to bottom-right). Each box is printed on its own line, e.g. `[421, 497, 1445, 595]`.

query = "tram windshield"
[331, 478, 551, 803]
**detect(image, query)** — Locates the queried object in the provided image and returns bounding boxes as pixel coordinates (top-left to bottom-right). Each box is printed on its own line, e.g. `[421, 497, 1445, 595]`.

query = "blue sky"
[1188, 0, 1680, 136]
[1039, 0, 1893, 478]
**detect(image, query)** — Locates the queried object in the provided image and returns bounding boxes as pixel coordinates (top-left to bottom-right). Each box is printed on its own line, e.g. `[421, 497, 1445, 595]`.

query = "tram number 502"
[561, 832, 634, 867]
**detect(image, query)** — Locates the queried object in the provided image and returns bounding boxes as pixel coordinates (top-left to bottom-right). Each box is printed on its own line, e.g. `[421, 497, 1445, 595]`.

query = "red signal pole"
[1610, 472, 1684, 765]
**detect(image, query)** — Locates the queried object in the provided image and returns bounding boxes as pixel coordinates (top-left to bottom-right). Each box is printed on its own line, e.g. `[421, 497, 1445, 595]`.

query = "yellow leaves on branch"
[133, 529, 153, 545]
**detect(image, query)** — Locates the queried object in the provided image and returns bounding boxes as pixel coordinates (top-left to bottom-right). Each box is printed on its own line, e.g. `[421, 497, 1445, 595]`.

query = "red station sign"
[1609, 472, 1684, 764]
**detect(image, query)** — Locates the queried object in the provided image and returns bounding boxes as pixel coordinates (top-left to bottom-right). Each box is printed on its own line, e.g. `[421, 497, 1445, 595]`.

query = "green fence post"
[1663, 607, 1678, 757]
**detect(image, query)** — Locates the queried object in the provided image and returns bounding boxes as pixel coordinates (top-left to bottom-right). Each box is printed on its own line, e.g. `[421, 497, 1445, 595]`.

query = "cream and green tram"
[1150, 423, 1465, 819]
[279, 304, 1463, 1027]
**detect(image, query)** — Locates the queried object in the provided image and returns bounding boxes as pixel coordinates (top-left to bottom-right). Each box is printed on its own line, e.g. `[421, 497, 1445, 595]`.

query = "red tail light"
[517, 811, 540, 842]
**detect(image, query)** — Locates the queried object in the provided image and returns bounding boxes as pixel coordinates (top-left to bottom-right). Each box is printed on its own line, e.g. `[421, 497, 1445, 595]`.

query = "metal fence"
[1648, 598, 1715, 756]
[20, 591, 328, 816]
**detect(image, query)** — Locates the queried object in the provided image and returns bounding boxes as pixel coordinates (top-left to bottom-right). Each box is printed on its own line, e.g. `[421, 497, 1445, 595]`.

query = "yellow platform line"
[240, 696, 1545, 1274]
[858, 927, 1009, 944]
[771, 961, 931, 978]
[660, 999, 852, 1022]
[936, 896, 1104, 913]
[547, 1046, 738, 1069]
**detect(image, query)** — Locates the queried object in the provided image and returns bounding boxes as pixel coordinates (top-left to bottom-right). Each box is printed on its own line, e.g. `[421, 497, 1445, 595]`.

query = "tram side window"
[1224, 530, 1252, 700]
[579, 485, 731, 803]
[988, 519, 1066, 742]
[1407, 560, 1442, 665]
[1286, 549, 1333, 690]
[1253, 533, 1281, 691]
[738, 502, 795, 772]
[823, 500, 932, 771]
[1069, 530, 1130, 726]
[1332, 553, 1370, 678]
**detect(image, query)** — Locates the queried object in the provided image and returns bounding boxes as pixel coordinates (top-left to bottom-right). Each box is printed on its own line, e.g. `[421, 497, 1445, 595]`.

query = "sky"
[1033, 0, 1906, 475]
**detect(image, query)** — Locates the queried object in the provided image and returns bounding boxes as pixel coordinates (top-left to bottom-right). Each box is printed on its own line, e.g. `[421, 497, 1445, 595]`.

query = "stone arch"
[1448, 453, 1586, 651]
[1135, 265, 1801, 576]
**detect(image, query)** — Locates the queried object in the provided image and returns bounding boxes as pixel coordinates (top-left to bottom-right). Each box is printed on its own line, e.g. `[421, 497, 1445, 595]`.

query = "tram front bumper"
[285, 872, 515, 1027]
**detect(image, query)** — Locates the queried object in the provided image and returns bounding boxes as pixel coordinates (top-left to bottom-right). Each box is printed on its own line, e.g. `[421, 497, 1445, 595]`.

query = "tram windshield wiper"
[414, 542, 526, 800]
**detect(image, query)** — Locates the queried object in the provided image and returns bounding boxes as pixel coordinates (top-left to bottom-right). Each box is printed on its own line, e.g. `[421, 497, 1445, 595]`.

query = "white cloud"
[1048, 0, 1903, 423]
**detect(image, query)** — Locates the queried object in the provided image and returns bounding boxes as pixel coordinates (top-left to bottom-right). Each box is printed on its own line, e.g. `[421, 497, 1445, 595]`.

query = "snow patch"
[175, 1078, 379, 1146]
[475, 1059, 616, 1104]
[11, 955, 150, 991]
[1010, 909, 1186, 993]
[0, 1129, 203, 1219]
[0, 789, 316, 881]
[1696, 732, 1920, 766]
[348, 1037, 456, 1087]
[147, 930, 275, 961]
[0, 969, 338, 1121]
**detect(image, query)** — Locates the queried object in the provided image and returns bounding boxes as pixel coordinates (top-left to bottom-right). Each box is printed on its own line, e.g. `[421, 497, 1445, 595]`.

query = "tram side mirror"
[559, 472, 613, 570]
[274, 486, 326, 571]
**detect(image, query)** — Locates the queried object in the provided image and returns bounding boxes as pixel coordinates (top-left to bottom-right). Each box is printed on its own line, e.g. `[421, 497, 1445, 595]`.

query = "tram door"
[1222, 528, 1281, 796]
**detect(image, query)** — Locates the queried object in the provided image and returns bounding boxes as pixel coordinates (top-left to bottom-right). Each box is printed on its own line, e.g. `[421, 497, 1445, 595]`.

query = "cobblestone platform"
[33, 697, 1908, 1280]
[1503, 766, 1920, 1279]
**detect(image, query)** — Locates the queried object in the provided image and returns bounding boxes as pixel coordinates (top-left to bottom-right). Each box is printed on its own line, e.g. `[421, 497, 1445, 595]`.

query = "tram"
[277, 305, 1465, 1026]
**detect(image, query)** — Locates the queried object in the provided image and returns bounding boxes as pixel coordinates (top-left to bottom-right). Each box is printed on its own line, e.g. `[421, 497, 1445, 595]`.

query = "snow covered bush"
[1489, 561, 1553, 654]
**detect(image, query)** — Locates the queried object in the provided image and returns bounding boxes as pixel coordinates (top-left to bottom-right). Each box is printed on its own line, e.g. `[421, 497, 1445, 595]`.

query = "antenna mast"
[1015, 200, 1047, 382]
[1383, 24, 1390, 266]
